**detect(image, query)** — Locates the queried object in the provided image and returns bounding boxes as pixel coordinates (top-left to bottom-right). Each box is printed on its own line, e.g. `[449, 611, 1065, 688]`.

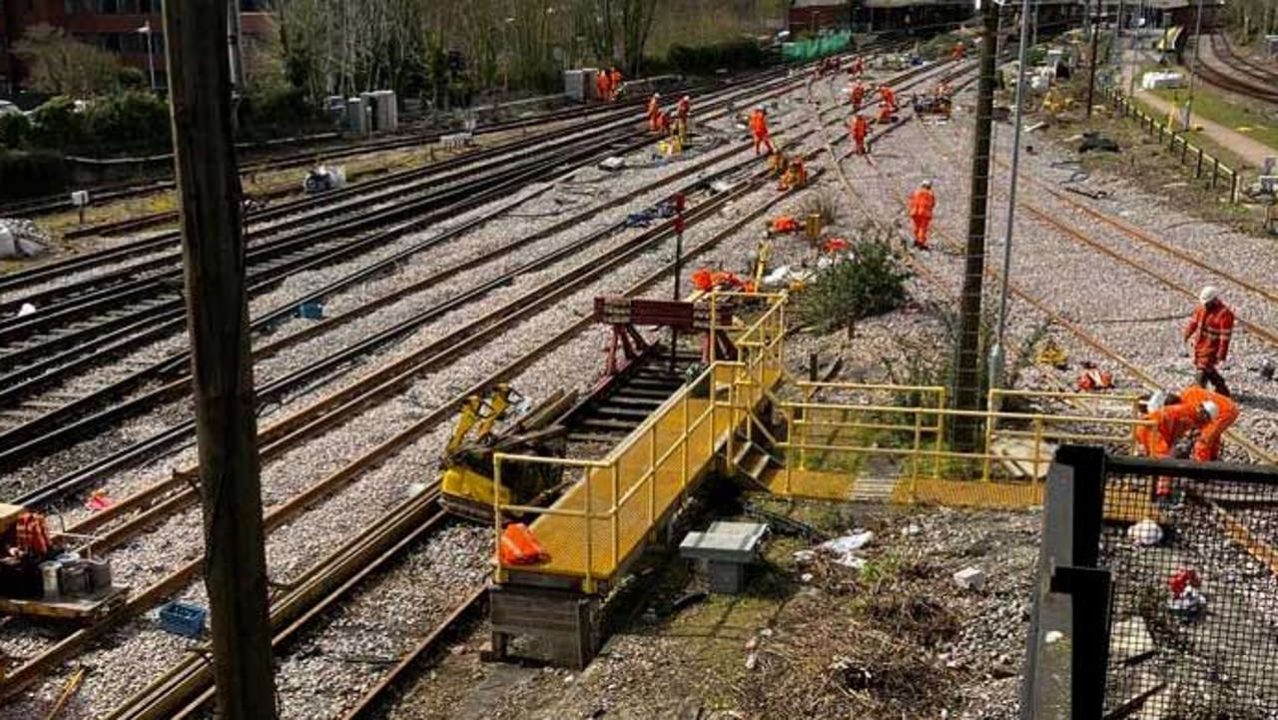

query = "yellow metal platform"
[526, 394, 728, 581]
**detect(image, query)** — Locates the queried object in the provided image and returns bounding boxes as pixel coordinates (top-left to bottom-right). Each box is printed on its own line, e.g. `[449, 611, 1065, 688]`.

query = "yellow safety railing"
[773, 383, 1152, 504]
[489, 289, 1156, 588]
[493, 293, 788, 592]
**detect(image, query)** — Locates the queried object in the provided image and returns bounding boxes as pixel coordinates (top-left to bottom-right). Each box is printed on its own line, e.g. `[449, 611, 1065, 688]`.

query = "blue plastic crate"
[159, 601, 206, 638]
[296, 301, 324, 320]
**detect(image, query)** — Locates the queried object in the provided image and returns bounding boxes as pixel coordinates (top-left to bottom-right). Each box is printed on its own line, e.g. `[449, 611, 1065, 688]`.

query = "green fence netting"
[781, 31, 853, 61]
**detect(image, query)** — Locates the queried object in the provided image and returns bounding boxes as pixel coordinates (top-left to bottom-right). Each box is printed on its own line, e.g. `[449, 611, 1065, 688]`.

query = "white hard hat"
[1199, 286, 1220, 305]
[682, 95, 690, 101]
[654, 92, 661, 98]
[921, 179, 932, 188]
[1201, 400, 1220, 421]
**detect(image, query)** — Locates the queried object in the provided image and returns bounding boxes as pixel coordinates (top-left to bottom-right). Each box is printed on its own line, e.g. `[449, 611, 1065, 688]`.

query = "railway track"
[1193, 34, 1278, 105]
[848, 69, 1278, 620]
[0, 53, 956, 714]
[0, 91, 683, 220]
[0, 114, 831, 714]
[0, 68, 823, 475]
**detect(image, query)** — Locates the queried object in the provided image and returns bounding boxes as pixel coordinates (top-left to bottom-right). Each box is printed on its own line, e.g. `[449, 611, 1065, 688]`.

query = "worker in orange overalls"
[1137, 387, 1238, 461]
[610, 67, 623, 99]
[676, 95, 691, 141]
[779, 156, 807, 191]
[1183, 285, 1236, 396]
[952, 41, 966, 60]
[595, 70, 612, 102]
[879, 84, 897, 113]
[850, 55, 865, 78]
[749, 106, 774, 156]
[849, 113, 869, 155]
[647, 93, 662, 131]
[907, 179, 935, 249]
[656, 108, 673, 138]
[850, 82, 866, 112]
[876, 99, 893, 125]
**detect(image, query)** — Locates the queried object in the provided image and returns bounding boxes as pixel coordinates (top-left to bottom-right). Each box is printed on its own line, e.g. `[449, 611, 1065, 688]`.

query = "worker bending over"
[1137, 387, 1238, 462]
[878, 84, 897, 113]
[907, 180, 935, 249]
[779, 156, 807, 191]
[849, 113, 869, 155]
[952, 42, 966, 60]
[647, 93, 662, 132]
[1184, 285, 1235, 396]
[876, 100, 894, 125]
[750, 106, 774, 156]
[609, 67, 622, 99]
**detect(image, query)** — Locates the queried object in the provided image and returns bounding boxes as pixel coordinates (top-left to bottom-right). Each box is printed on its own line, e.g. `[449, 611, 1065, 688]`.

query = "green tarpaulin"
[781, 31, 853, 61]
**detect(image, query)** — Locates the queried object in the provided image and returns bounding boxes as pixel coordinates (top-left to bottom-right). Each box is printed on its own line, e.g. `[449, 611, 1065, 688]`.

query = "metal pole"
[161, 0, 275, 715]
[990, 0, 1034, 390]
[1184, 0, 1206, 131]
[145, 24, 156, 91]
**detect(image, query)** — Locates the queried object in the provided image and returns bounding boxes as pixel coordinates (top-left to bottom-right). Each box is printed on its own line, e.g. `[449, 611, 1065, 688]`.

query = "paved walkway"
[1120, 49, 1276, 171]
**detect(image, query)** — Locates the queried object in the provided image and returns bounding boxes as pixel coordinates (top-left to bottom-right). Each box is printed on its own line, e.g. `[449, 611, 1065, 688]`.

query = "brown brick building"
[1, 0, 273, 96]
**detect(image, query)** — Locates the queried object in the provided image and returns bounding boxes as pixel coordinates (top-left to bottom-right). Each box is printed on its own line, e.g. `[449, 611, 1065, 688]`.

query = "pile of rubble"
[0, 218, 50, 260]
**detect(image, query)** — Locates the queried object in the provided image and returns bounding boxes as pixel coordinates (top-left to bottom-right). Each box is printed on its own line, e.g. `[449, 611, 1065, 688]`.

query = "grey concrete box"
[680, 521, 767, 594]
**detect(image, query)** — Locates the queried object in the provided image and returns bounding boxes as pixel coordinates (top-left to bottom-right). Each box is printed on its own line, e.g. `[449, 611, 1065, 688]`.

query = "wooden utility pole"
[1085, 0, 1102, 118]
[952, 0, 1000, 451]
[161, 0, 276, 717]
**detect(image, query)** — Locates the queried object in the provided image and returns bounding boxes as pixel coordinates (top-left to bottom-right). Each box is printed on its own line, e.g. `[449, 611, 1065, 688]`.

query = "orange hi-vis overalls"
[1180, 386, 1239, 461]
[880, 85, 897, 112]
[610, 68, 622, 98]
[595, 71, 611, 102]
[851, 83, 866, 111]
[750, 110, 774, 155]
[908, 187, 935, 247]
[1184, 302, 1235, 371]
[850, 115, 868, 154]
[647, 96, 661, 131]
[1137, 401, 1205, 459]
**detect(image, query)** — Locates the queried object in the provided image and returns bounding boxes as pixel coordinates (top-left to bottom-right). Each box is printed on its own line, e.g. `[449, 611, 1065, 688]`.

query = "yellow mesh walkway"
[528, 395, 727, 580]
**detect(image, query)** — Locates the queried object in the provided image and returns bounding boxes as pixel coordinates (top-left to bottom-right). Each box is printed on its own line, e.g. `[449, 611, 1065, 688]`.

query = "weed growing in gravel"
[794, 239, 911, 337]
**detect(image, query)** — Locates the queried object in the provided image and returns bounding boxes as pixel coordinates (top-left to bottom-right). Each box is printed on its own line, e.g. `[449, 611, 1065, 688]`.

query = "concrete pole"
[952, 0, 999, 451]
[990, 0, 1034, 391]
[161, 0, 276, 716]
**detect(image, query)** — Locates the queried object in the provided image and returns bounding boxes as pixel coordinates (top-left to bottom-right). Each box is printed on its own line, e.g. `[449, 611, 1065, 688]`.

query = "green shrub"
[0, 112, 32, 149]
[0, 150, 68, 199]
[668, 38, 767, 76]
[85, 91, 170, 152]
[27, 96, 87, 151]
[795, 238, 912, 335]
[242, 84, 314, 133]
[117, 66, 147, 91]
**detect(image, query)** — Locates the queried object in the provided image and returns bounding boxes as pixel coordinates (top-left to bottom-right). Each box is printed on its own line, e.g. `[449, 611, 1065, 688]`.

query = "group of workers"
[646, 92, 692, 144]
[594, 67, 624, 102]
[1136, 286, 1239, 461]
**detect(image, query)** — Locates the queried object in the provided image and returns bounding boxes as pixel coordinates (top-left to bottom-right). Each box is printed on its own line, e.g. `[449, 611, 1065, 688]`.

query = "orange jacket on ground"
[908, 188, 935, 219]
[1184, 301, 1235, 369]
[1180, 386, 1239, 461]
